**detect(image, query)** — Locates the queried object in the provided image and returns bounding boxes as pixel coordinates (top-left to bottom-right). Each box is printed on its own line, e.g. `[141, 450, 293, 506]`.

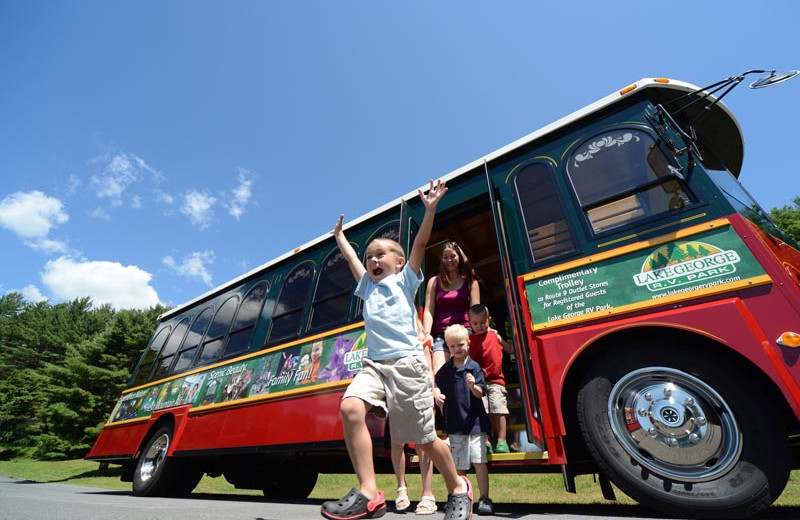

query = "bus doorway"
[423, 194, 544, 455]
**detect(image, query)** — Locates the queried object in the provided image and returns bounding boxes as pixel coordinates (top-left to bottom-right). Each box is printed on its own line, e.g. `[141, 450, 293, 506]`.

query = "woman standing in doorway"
[423, 241, 480, 376]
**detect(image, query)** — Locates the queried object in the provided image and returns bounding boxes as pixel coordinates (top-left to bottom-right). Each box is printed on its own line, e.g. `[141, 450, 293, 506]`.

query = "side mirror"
[749, 70, 800, 89]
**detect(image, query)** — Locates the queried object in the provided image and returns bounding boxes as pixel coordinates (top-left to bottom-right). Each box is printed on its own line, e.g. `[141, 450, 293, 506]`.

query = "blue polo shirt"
[354, 262, 424, 361]
[434, 356, 489, 435]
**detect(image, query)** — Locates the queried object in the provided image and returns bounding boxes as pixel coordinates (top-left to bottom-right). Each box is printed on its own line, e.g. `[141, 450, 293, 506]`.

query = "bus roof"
[159, 77, 744, 321]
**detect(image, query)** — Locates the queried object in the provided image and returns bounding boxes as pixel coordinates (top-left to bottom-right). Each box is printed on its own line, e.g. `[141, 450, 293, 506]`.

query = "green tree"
[33, 305, 166, 458]
[0, 368, 45, 449]
[770, 197, 800, 244]
[0, 292, 167, 459]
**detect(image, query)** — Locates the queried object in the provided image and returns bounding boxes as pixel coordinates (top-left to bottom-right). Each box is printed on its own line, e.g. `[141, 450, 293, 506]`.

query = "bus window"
[224, 281, 269, 357]
[514, 162, 578, 263]
[172, 307, 212, 373]
[566, 128, 692, 234]
[129, 325, 170, 387]
[196, 296, 239, 367]
[152, 318, 190, 380]
[267, 262, 315, 345]
[308, 250, 353, 331]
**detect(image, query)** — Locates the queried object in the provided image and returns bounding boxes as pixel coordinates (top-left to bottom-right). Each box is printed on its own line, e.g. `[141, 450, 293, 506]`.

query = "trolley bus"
[87, 70, 800, 519]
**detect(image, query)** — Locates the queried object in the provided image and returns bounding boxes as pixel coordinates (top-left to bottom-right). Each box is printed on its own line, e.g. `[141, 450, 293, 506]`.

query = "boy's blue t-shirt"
[354, 262, 424, 361]
[434, 356, 490, 435]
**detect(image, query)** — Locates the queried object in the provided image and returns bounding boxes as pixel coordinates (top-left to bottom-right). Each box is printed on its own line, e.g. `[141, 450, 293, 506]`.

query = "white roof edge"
[160, 77, 720, 321]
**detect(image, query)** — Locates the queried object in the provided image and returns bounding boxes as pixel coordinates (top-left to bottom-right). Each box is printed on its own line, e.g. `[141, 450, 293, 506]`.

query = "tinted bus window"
[308, 250, 353, 331]
[268, 262, 315, 344]
[515, 162, 578, 263]
[196, 296, 239, 367]
[224, 281, 269, 357]
[172, 307, 212, 373]
[129, 326, 170, 387]
[152, 318, 190, 380]
[566, 128, 692, 234]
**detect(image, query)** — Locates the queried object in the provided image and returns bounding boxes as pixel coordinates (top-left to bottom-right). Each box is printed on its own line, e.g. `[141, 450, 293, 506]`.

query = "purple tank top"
[432, 276, 471, 335]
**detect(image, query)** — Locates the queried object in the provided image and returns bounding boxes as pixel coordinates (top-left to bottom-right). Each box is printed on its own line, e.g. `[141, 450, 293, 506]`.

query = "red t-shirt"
[469, 331, 505, 386]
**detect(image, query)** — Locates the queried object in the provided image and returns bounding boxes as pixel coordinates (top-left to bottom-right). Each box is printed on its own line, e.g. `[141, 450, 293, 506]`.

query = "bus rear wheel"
[576, 344, 790, 519]
[262, 466, 318, 499]
[132, 425, 202, 497]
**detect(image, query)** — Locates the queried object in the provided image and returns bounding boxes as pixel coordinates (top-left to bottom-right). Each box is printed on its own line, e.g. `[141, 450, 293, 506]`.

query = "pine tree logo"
[632, 240, 740, 291]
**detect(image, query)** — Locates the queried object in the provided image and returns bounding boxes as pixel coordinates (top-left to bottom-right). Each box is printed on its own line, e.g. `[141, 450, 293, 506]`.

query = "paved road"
[1, 475, 798, 520]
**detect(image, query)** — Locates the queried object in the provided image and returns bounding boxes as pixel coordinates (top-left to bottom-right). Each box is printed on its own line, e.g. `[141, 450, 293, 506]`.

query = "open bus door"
[483, 162, 547, 453]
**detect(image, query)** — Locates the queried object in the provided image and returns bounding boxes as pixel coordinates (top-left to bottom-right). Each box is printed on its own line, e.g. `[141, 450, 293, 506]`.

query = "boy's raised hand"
[332, 214, 344, 236]
[418, 179, 447, 211]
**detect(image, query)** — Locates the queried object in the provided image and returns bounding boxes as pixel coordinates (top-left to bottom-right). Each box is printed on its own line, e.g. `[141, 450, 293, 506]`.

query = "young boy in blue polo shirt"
[321, 179, 473, 520]
[434, 324, 495, 515]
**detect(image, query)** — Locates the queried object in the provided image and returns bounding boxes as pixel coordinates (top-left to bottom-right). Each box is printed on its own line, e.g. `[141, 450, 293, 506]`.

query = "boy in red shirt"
[466, 304, 513, 453]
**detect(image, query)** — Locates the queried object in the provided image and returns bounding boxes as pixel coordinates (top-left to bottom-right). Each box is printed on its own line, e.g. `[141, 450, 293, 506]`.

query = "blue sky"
[1, 1, 798, 310]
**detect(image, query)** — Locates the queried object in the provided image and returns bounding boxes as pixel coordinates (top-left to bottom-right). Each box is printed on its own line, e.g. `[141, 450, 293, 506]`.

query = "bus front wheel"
[132, 425, 202, 497]
[576, 345, 790, 519]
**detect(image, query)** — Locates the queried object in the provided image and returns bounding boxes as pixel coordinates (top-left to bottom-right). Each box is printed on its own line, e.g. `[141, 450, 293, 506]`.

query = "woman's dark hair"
[437, 241, 477, 287]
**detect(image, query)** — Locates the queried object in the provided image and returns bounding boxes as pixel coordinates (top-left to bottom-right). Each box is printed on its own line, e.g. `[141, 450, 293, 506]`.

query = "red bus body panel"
[87, 390, 351, 460]
[518, 213, 800, 453]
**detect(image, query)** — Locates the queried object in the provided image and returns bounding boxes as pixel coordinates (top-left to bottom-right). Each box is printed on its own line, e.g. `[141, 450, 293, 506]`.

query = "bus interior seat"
[528, 219, 574, 261]
[587, 195, 645, 233]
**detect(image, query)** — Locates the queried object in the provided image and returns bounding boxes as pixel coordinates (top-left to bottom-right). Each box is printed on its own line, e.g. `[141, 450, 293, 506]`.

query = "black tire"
[169, 461, 204, 497]
[132, 425, 202, 497]
[576, 343, 790, 519]
[262, 467, 318, 500]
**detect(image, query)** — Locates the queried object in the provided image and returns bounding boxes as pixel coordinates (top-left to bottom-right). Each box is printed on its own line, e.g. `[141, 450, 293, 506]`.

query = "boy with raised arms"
[321, 179, 473, 520]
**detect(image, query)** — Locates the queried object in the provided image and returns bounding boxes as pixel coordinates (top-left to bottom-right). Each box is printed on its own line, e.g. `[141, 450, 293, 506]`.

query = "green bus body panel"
[110, 328, 367, 423]
[524, 222, 769, 330]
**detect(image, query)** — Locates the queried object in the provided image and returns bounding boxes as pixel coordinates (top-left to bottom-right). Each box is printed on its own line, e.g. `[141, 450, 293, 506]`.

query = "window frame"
[565, 125, 695, 236]
[223, 281, 269, 358]
[307, 249, 355, 332]
[170, 306, 213, 374]
[151, 317, 191, 380]
[195, 295, 240, 368]
[266, 261, 317, 345]
[129, 325, 171, 387]
[513, 160, 579, 265]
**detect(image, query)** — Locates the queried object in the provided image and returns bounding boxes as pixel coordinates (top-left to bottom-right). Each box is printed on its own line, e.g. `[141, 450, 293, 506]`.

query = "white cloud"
[162, 250, 215, 286]
[227, 169, 253, 220]
[90, 153, 163, 207]
[19, 285, 48, 303]
[180, 190, 217, 229]
[66, 175, 81, 196]
[89, 207, 112, 221]
[27, 238, 69, 255]
[0, 190, 69, 239]
[41, 256, 161, 310]
[156, 190, 175, 205]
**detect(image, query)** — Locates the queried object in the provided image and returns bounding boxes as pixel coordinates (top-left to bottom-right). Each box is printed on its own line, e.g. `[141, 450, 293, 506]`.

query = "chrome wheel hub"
[608, 367, 741, 482]
[139, 433, 169, 483]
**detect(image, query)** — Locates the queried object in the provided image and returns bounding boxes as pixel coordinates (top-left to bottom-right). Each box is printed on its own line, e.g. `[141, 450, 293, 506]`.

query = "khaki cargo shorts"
[482, 382, 509, 415]
[343, 356, 436, 445]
